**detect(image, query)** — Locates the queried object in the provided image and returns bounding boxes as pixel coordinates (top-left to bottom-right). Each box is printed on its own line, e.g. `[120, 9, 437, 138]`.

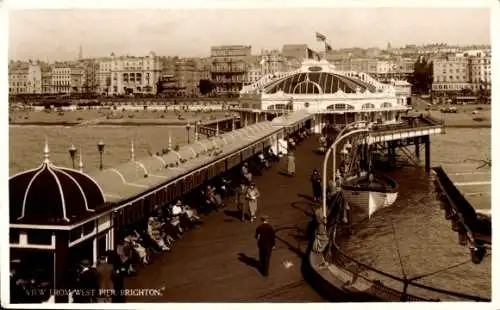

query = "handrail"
[371, 124, 443, 137]
[326, 198, 490, 301]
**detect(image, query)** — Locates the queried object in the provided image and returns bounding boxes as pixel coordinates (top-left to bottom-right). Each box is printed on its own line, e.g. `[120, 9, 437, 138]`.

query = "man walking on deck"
[255, 216, 276, 277]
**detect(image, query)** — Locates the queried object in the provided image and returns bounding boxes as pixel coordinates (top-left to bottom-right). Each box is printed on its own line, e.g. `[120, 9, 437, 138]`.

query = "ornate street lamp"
[185, 122, 192, 144]
[97, 140, 105, 170]
[195, 120, 202, 141]
[68, 144, 77, 169]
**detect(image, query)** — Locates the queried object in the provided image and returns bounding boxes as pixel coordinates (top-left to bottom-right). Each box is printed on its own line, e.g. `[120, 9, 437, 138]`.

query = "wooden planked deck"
[124, 137, 327, 302]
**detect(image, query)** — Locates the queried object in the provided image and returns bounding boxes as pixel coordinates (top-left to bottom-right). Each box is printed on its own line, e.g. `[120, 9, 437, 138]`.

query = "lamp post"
[195, 120, 201, 141]
[186, 122, 191, 144]
[68, 144, 77, 169]
[97, 140, 105, 170]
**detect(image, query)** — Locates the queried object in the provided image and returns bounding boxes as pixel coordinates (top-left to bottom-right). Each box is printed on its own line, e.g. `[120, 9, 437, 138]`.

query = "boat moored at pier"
[342, 173, 399, 219]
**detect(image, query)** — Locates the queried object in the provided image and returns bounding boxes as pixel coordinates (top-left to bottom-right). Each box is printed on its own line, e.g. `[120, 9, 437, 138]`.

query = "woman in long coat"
[310, 169, 322, 203]
[238, 183, 248, 221]
[287, 152, 296, 176]
[246, 183, 261, 222]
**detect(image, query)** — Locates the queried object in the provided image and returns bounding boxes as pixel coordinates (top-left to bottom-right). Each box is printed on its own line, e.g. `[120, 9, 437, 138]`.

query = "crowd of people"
[10, 128, 311, 304]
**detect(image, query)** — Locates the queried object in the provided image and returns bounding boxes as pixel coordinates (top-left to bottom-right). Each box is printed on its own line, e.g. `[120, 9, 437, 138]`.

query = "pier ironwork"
[322, 127, 370, 218]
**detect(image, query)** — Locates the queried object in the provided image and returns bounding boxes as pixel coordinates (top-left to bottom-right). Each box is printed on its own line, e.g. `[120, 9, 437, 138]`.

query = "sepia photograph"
[1, 0, 495, 307]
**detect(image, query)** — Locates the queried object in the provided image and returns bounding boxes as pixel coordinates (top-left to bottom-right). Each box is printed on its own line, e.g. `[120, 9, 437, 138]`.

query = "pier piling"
[414, 137, 420, 160]
[424, 135, 431, 172]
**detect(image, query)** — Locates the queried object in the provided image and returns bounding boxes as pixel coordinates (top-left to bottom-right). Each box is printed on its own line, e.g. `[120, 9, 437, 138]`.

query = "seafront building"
[239, 58, 410, 133]
[327, 56, 415, 82]
[466, 50, 491, 93]
[8, 44, 491, 99]
[261, 49, 288, 75]
[41, 66, 52, 94]
[282, 44, 319, 60]
[51, 62, 84, 94]
[210, 45, 252, 96]
[8, 62, 42, 94]
[245, 61, 263, 86]
[430, 50, 491, 103]
[79, 59, 100, 94]
[98, 52, 162, 96]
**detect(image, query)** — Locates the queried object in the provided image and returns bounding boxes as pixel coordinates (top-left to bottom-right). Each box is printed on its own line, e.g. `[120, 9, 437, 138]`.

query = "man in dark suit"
[74, 259, 98, 303]
[108, 251, 126, 303]
[255, 215, 276, 277]
[96, 255, 114, 303]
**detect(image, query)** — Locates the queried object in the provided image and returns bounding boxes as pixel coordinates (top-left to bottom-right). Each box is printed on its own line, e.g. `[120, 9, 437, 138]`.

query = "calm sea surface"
[339, 128, 491, 300]
[9, 125, 195, 175]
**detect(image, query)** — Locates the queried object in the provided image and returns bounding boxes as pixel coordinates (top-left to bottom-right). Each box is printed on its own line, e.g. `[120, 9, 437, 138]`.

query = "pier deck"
[441, 164, 491, 216]
[124, 137, 326, 302]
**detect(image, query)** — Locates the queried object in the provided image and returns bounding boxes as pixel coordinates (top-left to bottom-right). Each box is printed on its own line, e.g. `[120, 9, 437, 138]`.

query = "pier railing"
[370, 118, 444, 137]
[433, 166, 491, 241]
[324, 197, 489, 302]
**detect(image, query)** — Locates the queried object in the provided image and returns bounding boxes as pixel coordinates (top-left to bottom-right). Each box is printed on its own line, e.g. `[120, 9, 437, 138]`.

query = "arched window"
[333, 103, 355, 110]
[362, 103, 375, 109]
[381, 102, 392, 108]
[292, 81, 321, 94]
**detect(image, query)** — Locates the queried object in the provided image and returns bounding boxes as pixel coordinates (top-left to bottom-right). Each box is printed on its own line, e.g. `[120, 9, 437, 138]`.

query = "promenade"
[124, 137, 327, 302]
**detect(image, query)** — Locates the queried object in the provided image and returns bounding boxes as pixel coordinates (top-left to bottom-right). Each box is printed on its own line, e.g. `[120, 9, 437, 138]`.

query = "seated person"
[207, 186, 224, 208]
[133, 228, 162, 253]
[168, 205, 185, 234]
[218, 177, 233, 197]
[147, 217, 170, 251]
[243, 168, 253, 183]
[116, 241, 135, 274]
[171, 201, 183, 216]
[244, 171, 253, 183]
[241, 163, 249, 178]
[173, 200, 195, 231]
[124, 235, 149, 265]
[257, 153, 270, 168]
[162, 219, 183, 241]
[182, 203, 201, 222]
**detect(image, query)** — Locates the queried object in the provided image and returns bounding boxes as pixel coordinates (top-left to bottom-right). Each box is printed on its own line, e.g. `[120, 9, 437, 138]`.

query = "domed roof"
[9, 141, 106, 225]
[262, 71, 377, 95]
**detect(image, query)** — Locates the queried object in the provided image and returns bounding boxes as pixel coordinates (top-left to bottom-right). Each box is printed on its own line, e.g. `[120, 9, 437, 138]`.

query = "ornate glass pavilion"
[239, 59, 411, 133]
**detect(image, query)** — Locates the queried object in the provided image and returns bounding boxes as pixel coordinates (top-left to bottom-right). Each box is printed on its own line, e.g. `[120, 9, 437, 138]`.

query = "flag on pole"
[316, 32, 326, 42]
[325, 42, 333, 52]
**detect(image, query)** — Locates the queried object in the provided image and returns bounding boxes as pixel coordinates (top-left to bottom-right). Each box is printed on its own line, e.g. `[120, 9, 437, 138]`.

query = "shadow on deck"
[124, 136, 334, 302]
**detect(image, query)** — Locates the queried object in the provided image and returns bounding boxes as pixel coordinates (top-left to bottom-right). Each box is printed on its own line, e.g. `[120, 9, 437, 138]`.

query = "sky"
[8, 7, 491, 61]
